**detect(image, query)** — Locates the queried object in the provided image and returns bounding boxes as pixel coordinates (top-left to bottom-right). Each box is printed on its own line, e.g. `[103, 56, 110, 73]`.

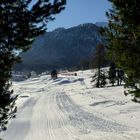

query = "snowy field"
[1, 70, 140, 140]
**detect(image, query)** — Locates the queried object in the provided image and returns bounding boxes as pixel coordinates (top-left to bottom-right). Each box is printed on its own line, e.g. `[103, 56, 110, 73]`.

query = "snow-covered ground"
[1, 70, 140, 140]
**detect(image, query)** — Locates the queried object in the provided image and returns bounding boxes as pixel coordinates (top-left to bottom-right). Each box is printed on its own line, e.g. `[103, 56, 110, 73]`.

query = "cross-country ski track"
[1, 70, 140, 140]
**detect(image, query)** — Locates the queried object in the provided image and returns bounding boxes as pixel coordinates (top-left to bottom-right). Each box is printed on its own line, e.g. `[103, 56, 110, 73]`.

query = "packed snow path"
[1, 71, 140, 140]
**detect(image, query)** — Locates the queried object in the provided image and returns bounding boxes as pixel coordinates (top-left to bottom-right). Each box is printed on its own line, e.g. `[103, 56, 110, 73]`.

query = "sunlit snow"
[1, 70, 140, 140]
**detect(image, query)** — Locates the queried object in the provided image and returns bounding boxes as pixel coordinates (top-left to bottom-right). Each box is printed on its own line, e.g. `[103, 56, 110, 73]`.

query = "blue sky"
[47, 0, 112, 31]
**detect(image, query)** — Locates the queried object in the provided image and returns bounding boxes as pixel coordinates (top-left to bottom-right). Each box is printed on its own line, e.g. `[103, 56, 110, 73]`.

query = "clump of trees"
[108, 62, 124, 86]
[0, 0, 66, 131]
[91, 43, 107, 88]
[101, 0, 140, 102]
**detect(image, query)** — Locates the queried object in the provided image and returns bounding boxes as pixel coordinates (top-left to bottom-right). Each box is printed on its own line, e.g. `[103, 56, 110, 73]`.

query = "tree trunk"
[97, 67, 100, 88]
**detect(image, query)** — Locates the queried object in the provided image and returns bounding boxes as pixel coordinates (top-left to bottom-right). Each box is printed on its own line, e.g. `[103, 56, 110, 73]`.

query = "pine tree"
[108, 62, 116, 86]
[0, 0, 66, 131]
[92, 43, 107, 88]
[116, 69, 124, 86]
[103, 0, 140, 101]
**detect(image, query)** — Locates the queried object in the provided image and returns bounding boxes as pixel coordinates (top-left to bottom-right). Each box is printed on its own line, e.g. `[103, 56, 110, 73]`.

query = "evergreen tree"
[103, 0, 140, 101]
[116, 69, 124, 86]
[0, 0, 66, 131]
[92, 70, 107, 88]
[108, 62, 116, 86]
[92, 43, 107, 88]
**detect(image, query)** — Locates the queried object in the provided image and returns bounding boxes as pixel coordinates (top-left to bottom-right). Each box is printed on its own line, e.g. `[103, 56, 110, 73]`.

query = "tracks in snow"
[1, 80, 132, 140]
[56, 92, 130, 134]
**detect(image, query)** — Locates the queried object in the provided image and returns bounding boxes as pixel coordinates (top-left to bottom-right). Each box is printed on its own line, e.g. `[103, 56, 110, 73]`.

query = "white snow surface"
[1, 70, 140, 140]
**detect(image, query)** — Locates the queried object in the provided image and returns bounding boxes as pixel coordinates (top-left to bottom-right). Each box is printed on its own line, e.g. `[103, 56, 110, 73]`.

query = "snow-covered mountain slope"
[1, 70, 140, 140]
[15, 23, 105, 72]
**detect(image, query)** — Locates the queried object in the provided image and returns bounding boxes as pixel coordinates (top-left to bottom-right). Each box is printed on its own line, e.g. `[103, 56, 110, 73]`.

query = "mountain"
[15, 23, 105, 72]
